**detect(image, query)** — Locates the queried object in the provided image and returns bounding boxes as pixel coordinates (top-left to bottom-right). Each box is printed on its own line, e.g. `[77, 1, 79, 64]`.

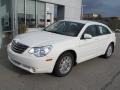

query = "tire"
[53, 52, 74, 77]
[103, 44, 114, 58]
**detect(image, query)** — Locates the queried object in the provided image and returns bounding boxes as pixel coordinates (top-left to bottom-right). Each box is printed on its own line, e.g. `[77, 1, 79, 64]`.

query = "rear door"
[96, 25, 112, 53]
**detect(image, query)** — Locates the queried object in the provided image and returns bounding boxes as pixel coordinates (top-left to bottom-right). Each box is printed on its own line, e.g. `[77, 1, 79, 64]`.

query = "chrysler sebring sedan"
[7, 20, 116, 77]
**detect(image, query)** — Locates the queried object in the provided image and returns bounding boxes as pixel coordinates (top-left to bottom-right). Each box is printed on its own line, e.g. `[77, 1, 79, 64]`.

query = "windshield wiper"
[43, 30, 72, 36]
[50, 31, 59, 34]
[44, 30, 59, 34]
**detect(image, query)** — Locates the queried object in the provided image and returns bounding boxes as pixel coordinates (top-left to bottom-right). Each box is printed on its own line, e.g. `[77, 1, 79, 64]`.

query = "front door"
[77, 25, 101, 63]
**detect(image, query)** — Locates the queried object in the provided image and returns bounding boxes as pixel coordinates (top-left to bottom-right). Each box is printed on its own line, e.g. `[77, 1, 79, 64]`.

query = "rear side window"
[84, 25, 101, 37]
[97, 26, 111, 35]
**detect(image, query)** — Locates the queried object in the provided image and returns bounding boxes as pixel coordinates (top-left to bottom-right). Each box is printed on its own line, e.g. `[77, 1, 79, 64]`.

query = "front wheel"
[103, 44, 114, 58]
[53, 52, 74, 77]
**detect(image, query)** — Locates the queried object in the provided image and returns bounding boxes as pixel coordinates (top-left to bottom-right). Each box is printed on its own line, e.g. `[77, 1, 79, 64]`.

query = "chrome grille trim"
[11, 40, 28, 54]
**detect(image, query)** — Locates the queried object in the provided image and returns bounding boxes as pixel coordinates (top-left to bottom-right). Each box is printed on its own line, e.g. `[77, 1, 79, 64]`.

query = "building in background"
[83, 13, 100, 19]
[0, 0, 82, 49]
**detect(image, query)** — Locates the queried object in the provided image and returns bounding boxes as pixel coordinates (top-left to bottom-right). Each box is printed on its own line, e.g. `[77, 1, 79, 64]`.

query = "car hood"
[14, 31, 73, 47]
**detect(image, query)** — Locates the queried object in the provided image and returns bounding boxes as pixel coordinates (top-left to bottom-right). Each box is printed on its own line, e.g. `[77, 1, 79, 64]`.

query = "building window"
[17, 0, 46, 34]
[17, 0, 25, 34]
[0, 0, 12, 32]
[26, 0, 36, 28]
[15, 0, 65, 34]
[0, 0, 13, 47]
[36, 1, 45, 28]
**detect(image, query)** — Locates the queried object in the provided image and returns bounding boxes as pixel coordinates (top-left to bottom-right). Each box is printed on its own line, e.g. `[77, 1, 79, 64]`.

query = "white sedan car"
[7, 20, 116, 77]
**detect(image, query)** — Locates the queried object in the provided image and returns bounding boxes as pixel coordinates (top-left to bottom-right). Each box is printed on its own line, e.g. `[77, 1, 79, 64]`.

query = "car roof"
[62, 20, 105, 25]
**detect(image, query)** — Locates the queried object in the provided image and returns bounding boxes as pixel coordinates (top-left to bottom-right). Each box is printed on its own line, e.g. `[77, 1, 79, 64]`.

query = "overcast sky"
[83, 0, 120, 17]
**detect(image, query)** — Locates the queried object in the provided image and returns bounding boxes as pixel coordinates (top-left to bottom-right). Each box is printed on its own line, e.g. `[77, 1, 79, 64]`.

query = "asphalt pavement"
[0, 33, 120, 90]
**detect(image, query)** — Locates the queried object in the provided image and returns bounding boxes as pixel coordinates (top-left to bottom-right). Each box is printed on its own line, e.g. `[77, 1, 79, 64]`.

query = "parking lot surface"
[0, 33, 120, 90]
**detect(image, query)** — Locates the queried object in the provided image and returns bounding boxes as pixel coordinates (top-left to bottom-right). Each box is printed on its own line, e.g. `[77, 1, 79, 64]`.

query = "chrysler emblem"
[14, 39, 19, 44]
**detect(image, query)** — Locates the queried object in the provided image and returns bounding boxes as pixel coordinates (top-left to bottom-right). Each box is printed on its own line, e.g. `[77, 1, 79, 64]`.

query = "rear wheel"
[53, 52, 74, 77]
[103, 44, 114, 58]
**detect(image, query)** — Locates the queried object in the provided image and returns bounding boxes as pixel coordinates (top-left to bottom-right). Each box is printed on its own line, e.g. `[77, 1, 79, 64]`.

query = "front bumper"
[7, 45, 55, 73]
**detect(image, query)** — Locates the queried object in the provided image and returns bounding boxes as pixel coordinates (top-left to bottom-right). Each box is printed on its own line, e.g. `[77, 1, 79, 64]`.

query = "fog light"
[32, 67, 37, 73]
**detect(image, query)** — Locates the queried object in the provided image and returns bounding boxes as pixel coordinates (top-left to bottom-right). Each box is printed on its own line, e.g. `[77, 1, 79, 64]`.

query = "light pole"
[81, 0, 87, 19]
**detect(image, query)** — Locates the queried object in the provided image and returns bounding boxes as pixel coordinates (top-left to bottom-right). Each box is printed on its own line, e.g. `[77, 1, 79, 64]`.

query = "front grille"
[11, 40, 28, 54]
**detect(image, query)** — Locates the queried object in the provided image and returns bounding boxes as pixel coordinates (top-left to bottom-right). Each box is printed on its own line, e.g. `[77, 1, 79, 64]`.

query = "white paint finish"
[7, 20, 116, 73]
[15, 30, 73, 47]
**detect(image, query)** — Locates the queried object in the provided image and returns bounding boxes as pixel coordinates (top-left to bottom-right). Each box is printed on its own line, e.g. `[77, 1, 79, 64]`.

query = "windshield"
[44, 21, 84, 37]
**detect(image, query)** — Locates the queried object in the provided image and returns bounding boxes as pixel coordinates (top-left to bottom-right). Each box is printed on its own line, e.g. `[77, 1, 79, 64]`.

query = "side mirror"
[84, 34, 92, 39]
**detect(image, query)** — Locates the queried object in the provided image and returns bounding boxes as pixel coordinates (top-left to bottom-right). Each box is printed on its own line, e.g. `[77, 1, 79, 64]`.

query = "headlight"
[29, 45, 53, 57]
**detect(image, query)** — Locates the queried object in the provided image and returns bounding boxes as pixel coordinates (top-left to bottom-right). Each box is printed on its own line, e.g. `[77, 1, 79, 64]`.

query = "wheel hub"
[59, 56, 72, 74]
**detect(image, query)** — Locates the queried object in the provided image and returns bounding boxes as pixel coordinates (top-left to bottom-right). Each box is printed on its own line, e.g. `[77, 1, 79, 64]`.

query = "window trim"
[81, 24, 112, 40]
